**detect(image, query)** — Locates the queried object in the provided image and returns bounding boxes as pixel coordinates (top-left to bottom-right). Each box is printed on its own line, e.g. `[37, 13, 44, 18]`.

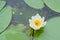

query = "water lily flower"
[29, 13, 47, 30]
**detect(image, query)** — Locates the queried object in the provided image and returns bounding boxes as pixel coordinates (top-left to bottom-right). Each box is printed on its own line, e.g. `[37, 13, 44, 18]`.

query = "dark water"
[5, 0, 60, 25]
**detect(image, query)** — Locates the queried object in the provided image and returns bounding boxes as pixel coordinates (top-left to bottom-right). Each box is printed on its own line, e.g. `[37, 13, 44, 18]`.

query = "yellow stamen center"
[34, 20, 41, 27]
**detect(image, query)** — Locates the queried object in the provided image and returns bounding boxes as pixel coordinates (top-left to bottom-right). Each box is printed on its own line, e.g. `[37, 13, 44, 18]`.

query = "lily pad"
[44, 0, 60, 13]
[0, 24, 30, 40]
[0, 6, 12, 33]
[5, 30, 29, 40]
[0, 29, 7, 40]
[34, 17, 60, 40]
[0, 33, 6, 40]
[0, 30, 30, 40]
[24, 0, 44, 9]
[0, 1, 6, 11]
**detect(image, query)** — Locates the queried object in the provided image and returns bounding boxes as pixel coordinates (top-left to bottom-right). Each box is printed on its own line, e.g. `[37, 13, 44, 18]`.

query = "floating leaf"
[0, 28, 7, 40]
[0, 6, 12, 33]
[44, 0, 60, 13]
[5, 30, 29, 40]
[24, 0, 44, 9]
[34, 17, 60, 40]
[0, 33, 6, 40]
[0, 1, 6, 11]
[0, 24, 31, 40]
[0, 30, 30, 40]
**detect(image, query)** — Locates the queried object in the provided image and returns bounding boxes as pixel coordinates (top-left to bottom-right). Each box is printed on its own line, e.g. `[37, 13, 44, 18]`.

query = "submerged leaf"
[9, 24, 26, 32]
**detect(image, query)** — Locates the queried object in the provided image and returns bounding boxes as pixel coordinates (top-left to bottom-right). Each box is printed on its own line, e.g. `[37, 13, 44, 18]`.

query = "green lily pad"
[0, 29, 7, 40]
[0, 1, 6, 11]
[24, 0, 44, 9]
[44, 0, 60, 13]
[0, 6, 12, 33]
[5, 30, 29, 40]
[0, 33, 6, 40]
[0, 30, 30, 40]
[0, 24, 30, 40]
[34, 17, 60, 40]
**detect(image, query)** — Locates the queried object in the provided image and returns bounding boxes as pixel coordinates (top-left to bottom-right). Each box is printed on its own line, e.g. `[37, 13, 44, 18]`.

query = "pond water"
[0, 0, 60, 40]
[6, 0, 60, 25]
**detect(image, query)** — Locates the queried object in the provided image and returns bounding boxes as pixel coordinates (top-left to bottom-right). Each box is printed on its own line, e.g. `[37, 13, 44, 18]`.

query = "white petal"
[32, 21, 42, 30]
[29, 13, 47, 30]
[34, 26, 42, 30]
[34, 27, 39, 30]
[29, 23, 34, 29]
[29, 19, 32, 23]
[29, 19, 33, 27]
[36, 13, 41, 17]
[31, 13, 42, 21]
[32, 26, 39, 30]
[31, 16, 34, 19]
[32, 26, 38, 30]
[29, 23, 39, 30]
[29, 19, 37, 30]
[44, 21, 47, 26]
[36, 13, 41, 19]
[33, 25, 43, 30]
[44, 21, 47, 25]
[41, 17, 45, 22]
[29, 21, 41, 30]
[41, 21, 47, 27]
